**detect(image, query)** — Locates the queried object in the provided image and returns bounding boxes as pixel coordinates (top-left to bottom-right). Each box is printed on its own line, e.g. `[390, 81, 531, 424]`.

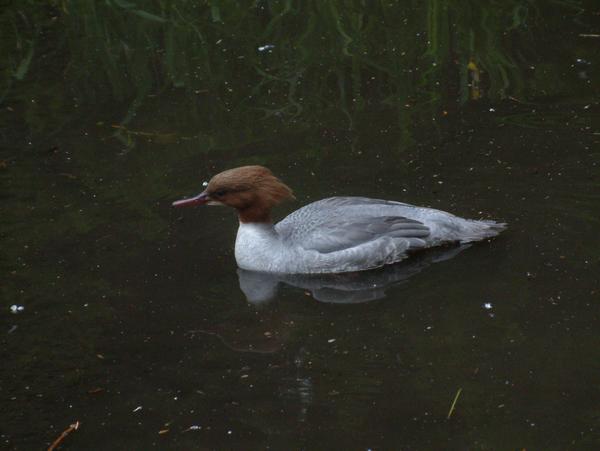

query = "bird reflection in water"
[238, 244, 471, 305]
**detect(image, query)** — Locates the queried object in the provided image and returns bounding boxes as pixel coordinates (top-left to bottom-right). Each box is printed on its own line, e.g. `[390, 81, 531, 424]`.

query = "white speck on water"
[489, 108, 496, 112]
[483, 302, 493, 310]
[258, 44, 275, 52]
[133, 406, 143, 413]
[9, 305, 24, 314]
[202, 181, 208, 187]
[327, 338, 336, 343]
[227, 430, 233, 435]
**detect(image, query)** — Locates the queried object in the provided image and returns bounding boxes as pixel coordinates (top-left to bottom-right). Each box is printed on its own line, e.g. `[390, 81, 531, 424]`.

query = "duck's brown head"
[172, 165, 295, 223]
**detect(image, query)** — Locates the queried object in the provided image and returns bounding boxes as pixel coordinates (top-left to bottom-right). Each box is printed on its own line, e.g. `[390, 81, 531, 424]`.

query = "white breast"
[235, 223, 285, 272]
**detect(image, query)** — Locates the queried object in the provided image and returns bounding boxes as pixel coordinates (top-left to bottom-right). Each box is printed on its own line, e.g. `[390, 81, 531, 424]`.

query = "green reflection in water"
[2, 0, 597, 146]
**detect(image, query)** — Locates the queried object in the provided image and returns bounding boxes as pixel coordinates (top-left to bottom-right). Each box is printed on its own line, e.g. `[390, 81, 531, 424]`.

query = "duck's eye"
[213, 190, 227, 198]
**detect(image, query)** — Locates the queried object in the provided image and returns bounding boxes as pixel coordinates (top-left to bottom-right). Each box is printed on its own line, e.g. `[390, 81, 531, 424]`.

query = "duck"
[173, 165, 505, 274]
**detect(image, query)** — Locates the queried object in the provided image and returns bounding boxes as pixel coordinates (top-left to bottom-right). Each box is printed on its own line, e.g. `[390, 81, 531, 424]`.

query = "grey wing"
[275, 197, 431, 253]
[295, 215, 430, 252]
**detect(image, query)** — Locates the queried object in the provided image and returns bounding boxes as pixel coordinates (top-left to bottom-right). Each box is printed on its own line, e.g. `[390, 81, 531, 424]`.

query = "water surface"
[2, 1, 600, 449]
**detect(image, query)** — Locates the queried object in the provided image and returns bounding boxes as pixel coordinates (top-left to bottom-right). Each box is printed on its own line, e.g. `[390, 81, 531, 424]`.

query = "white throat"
[234, 222, 282, 272]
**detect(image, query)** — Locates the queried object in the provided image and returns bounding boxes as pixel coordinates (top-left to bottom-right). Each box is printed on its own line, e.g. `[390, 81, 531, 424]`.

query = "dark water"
[2, 1, 600, 449]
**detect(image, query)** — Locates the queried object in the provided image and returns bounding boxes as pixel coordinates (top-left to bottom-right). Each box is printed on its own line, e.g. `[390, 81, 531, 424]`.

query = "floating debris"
[258, 44, 275, 52]
[483, 302, 493, 310]
[47, 421, 80, 451]
[447, 388, 463, 419]
[9, 305, 24, 314]
[132, 406, 143, 413]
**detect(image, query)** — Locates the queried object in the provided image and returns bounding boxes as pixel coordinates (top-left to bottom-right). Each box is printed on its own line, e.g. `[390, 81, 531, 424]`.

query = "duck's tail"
[458, 219, 507, 243]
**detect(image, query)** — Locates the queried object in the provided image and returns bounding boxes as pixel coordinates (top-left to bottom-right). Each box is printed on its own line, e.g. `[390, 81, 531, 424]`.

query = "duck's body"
[173, 166, 505, 274]
[235, 196, 503, 273]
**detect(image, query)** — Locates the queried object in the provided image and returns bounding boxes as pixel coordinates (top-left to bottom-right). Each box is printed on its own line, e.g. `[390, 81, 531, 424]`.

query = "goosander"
[173, 165, 505, 274]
